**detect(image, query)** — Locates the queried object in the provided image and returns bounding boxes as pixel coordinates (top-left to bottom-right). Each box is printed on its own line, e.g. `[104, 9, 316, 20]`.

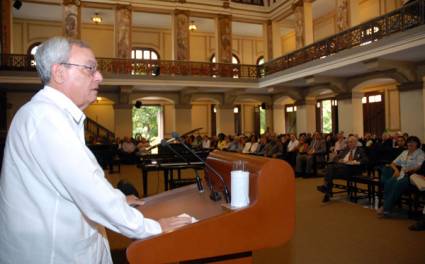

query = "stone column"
[273, 104, 285, 134]
[293, 0, 313, 49]
[399, 81, 425, 141]
[63, 0, 81, 39]
[336, 0, 349, 32]
[216, 15, 232, 63]
[337, 92, 363, 136]
[295, 99, 316, 133]
[114, 86, 133, 138]
[174, 104, 192, 134]
[173, 10, 190, 61]
[264, 20, 273, 61]
[115, 5, 132, 59]
[216, 105, 235, 135]
[0, 0, 12, 54]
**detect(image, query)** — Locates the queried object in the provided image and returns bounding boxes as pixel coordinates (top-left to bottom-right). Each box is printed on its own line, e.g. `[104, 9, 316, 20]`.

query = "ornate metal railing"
[0, 0, 423, 80]
[231, 0, 264, 6]
[264, 0, 425, 75]
[96, 58, 260, 79]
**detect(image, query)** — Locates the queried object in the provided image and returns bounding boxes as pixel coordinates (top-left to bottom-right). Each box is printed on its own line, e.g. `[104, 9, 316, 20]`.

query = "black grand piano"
[138, 143, 212, 197]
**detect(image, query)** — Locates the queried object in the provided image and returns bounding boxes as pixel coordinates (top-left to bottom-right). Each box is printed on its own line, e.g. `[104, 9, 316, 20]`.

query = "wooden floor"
[105, 165, 425, 264]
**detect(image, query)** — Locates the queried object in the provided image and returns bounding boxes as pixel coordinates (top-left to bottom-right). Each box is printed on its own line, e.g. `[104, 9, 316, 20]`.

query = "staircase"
[85, 117, 115, 143]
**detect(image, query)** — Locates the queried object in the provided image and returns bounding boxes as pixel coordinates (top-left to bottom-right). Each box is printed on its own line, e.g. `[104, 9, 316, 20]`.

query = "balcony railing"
[231, 0, 264, 6]
[264, 0, 425, 75]
[0, 0, 424, 80]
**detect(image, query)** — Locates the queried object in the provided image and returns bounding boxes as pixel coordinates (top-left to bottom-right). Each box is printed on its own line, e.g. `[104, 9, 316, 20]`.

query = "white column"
[273, 105, 285, 134]
[296, 99, 315, 133]
[174, 104, 192, 134]
[217, 106, 235, 135]
[337, 92, 363, 136]
[114, 105, 132, 138]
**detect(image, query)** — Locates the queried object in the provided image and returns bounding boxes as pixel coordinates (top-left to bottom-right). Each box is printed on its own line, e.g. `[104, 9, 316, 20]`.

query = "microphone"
[160, 139, 204, 193]
[171, 132, 231, 203]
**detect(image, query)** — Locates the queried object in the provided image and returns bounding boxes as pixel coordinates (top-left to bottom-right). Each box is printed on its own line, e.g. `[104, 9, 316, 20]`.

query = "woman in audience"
[377, 136, 425, 217]
[217, 135, 230, 150]
[201, 135, 211, 149]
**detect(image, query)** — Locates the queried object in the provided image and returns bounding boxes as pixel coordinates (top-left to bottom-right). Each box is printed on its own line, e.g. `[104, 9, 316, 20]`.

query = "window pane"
[30, 46, 38, 56]
[321, 100, 332, 133]
[362, 97, 367, 104]
[151, 52, 158, 60]
[143, 50, 150, 60]
[136, 50, 142, 59]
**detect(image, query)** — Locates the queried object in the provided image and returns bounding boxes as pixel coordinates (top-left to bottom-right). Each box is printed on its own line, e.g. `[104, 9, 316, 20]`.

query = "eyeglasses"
[61, 63, 98, 75]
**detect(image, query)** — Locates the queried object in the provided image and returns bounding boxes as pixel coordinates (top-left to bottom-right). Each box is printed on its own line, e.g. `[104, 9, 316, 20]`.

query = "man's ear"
[51, 64, 66, 84]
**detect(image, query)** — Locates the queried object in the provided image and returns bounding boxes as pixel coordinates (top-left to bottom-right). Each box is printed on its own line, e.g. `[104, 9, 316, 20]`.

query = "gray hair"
[34, 37, 90, 84]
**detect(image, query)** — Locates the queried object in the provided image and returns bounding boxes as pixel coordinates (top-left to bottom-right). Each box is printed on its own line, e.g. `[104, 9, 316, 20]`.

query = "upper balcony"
[1, 0, 424, 95]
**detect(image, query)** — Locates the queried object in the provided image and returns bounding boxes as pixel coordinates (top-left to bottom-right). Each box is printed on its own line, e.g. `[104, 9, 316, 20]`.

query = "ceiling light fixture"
[188, 20, 197, 32]
[91, 13, 102, 24]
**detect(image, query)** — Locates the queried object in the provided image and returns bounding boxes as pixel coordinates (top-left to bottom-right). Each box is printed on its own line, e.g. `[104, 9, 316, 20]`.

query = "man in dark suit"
[317, 135, 368, 202]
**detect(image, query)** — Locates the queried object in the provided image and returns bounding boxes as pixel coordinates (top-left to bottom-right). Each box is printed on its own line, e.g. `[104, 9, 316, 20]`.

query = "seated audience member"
[209, 135, 218, 149]
[317, 135, 367, 202]
[136, 137, 150, 155]
[377, 136, 425, 217]
[246, 135, 259, 153]
[242, 136, 252, 154]
[191, 135, 202, 149]
[409, 161, 425, 231]
[265, 136, 284, 158]
[253, 135, 268, 155]
[119, 136, 137, 163]
[329, 132, 347, 160]
[217, 135, 230, 150]
[296, 132, 326, 177]
[285, 134, 299, 167]
[294, 134, 309, 176]
[201, 135, 211, 149]
[227, 136, 243, 152]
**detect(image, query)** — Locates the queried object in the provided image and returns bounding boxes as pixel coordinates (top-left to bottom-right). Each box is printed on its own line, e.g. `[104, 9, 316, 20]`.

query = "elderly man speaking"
[0, 37, 191, 264]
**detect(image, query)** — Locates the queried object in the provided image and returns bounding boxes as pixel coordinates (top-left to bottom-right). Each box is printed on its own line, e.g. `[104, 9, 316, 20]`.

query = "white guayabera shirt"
[0, 86, 161, 264]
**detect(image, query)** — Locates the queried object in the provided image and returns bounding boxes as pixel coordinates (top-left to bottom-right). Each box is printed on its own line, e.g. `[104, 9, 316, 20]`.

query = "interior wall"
[84, 102, 115, 132]
[191, 103, 210, 135]
[280, 31, 296, 55]
[81, 24, 114, 58]
[12, 19, 62, 54]
[242, 104, 255, 135]
[313, 11, 335, 42]
[400, 89, 424, 141]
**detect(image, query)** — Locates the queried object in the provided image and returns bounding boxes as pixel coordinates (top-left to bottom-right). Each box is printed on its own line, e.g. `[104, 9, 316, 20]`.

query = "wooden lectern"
[127, 151, 295, 263]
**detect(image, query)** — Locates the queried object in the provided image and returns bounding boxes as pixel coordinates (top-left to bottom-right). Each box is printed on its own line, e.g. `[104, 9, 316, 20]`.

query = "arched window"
[210, 53, 240, 78]
[27, 42, 41, 67]
[210, 53, 240, 64]
[131, 48, 160, 76]
[131, 47, 160, 60]
[256, 56, 265, 65]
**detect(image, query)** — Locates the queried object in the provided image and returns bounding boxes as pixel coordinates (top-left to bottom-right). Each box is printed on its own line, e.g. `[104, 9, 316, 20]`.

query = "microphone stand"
[172, 133, 230, 203]
[160, 139, 204, 192]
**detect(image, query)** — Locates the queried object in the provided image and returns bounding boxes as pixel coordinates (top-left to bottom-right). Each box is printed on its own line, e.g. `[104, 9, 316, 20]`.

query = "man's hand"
[126, 195, 145, 207]
[158, 216, 192, 233]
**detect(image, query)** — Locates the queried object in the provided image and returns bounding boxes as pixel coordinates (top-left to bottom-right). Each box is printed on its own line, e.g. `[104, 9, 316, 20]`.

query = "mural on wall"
[336, 0, 349, 32]
[63, 3, 79, 38]
[294, 4, 304, 49]
[175, 11, 190, 61]
[218, 15, 232, 64]
[116, 6, 131, 59]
